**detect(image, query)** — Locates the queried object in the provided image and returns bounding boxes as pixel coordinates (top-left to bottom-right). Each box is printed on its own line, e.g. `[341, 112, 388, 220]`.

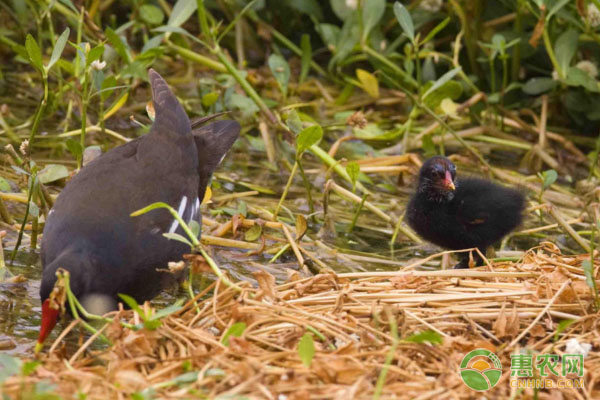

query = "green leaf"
[421, 17, 450, 45]
[441, 98, 459, 115]
[140, 4, 164, 25]
[141, 34, 166, 53]
[284, 0, 322, 19]
[21, 360, 40, 376]
[131, 202, 175, 218]
[222, 322, 246, 346]
[59, 0, 78, 13]
[121, 60, 149, 80]
[0, 177, 11, 192]
[522, 77, 558, 95]
[244, 224, 262, 242]
[298, 333, 315, 367]
[422, 80, 463, 109]
[422, 67, 462, 100]
[189, 220, 200, 238]
[168, 0, 197, 28]
[296, 125, 323, 156]
[163, 232, 193, 247]
[393, 2, 414, 43]
[0, 354, 21, 383]
[353, 123, 402, 141]
[9, 42, 29, 61]
[553, 319, 575, 341]
[330, 0, 355, 20]
[227, 93, 259, 119]
[346, 161, 360, 190]
[66, 138, 83, 161]
[404, 330, 443, 345]
[149, 300, 184, 321]
[25, 34, 43, 72]
[105, 28, 131, 64]
[118, 293, 145, 317]
[143, 319, 162, 330]
[268, 54, 290, 98]
[38, 164, 69, 184]
[582, 259, 596, 291]
[547, 0, 571, 20]
[152, 25, 192, 36]
[541, 169, 557, 190]
[202, 91, 219, 108]
[238, 200, 248, 218]
[565, 67, 600, 93]
[362, 0, 385, 41]
[48, 28, 70, 71]
[100, 75, 118, 101]
[300, 34, 311, 84]
[356, 69, 379, 98]
[331, 16, 360, 65]
[286, 109, 303, 135]
[172, 371, 199, 385]
[316, 23, 340, 51]
[85, 45, 104, 70]
[11, 165, 29, 176]
[555, 29, 578, 76]
[422, 134, 436, 158]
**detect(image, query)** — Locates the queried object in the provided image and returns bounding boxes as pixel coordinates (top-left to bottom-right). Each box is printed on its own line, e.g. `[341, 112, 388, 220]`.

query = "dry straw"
[3, 242, 598, 399]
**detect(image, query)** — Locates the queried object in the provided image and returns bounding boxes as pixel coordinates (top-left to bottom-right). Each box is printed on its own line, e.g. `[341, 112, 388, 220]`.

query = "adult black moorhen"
[406, 156, 525, 269]
[37, 69, 240, 350]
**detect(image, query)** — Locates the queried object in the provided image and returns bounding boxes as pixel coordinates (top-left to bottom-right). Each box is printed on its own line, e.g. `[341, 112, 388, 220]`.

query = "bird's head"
[37, 257, 85, 354]
[417, 156, 457, 202]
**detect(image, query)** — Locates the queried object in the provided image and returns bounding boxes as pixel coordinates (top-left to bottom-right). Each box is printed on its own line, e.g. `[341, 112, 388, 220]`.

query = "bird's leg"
[454, 255, 470, 269]
[441, 253, 452, 269]
[454, 249, 484, 269]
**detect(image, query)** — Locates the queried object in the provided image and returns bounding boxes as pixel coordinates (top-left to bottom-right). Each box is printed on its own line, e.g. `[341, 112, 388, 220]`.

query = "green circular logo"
[460, 349, 503, 391]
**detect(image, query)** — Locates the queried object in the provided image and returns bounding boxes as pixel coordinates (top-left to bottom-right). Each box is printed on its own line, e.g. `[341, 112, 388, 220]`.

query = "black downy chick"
[406, 156, 525, 269]
[37, 69, 240, 351]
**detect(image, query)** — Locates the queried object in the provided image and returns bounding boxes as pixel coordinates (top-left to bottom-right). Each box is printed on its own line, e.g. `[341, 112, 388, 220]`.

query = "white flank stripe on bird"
[168, 196, 188, 233]
[190, 197, 200, 220]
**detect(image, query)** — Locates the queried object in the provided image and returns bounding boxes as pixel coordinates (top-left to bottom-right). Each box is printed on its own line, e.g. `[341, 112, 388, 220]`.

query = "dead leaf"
[253, 270, 277, 299]
[506, 305, 520, 338]
[530, 324, 546, 338]
[232, 214, 244, 237]
[356, 69, 379, 98]
[529, 6, 546, 48]
[114, 369, 147, 393]
[312, 356, 365, 384]
[295, 214, 308, 241]
[492, 303, 508, 337]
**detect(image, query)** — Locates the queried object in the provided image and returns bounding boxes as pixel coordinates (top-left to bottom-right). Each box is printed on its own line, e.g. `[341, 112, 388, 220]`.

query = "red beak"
[36, 298, 59, 353]
[444, 170, 455, 190]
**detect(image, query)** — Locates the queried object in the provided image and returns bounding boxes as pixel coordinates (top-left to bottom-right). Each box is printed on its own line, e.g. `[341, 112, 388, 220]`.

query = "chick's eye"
[432, 166, 444, 178]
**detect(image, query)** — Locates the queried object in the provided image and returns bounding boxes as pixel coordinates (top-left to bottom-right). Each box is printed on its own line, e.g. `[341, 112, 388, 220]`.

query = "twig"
[281, 224, 304, 268]
[547, 206, 591, 253]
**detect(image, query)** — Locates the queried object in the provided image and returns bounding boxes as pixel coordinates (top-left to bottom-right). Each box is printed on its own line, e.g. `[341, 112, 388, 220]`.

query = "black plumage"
[406, 156, 525, 269]
[37, 69, 240, 349]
